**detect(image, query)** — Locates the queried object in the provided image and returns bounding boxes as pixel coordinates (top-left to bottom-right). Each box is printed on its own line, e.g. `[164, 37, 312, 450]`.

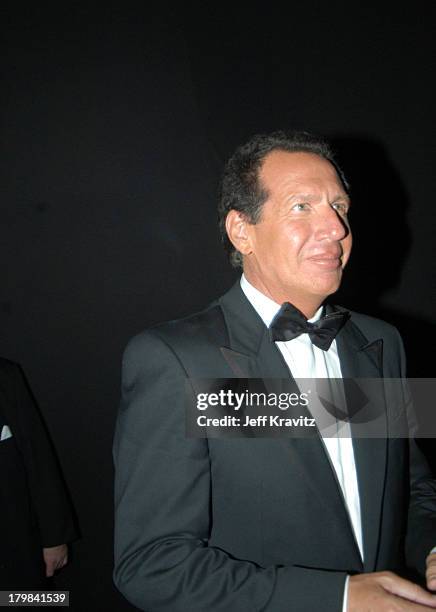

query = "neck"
[242, 272, 323, 319]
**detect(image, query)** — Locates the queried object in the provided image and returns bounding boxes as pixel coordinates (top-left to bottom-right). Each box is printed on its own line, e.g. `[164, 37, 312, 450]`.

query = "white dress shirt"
[240, 274, 361, 611]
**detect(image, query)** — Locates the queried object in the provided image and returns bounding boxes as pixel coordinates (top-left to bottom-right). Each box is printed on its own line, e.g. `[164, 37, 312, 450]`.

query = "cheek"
[272, 234, 302, 266]
[286, 226, 311, 258]
[255, 224, 308, 265]
[342, 234, 353, 265]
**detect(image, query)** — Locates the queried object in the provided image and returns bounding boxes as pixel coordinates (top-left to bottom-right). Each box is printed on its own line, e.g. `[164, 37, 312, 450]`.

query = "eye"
[291, 202, 310, 212]
[332, 202, 349, 215]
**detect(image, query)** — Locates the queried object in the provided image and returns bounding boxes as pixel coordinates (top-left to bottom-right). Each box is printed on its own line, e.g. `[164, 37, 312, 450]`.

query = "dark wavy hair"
[218, 130, 349, 268]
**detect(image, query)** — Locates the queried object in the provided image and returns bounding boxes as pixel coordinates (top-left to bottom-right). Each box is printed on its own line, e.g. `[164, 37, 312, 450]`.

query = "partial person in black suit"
[113, 131, 436, 611]
[0, 358, 78, 589]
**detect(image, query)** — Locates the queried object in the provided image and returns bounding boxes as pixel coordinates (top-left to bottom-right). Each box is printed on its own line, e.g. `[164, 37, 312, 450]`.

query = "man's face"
[242, 150, 352, 312]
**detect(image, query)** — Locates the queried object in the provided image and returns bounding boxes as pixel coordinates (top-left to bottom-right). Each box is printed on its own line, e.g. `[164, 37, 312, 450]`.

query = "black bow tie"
[269, 302, 350, 351]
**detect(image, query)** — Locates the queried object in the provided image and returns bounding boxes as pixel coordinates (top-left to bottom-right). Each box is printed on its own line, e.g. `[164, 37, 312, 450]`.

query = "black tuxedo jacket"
[113, 283, 436, 611]
[0, 358, 78, 589]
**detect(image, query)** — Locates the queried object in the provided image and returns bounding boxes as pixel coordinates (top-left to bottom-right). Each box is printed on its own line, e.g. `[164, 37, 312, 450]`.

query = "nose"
[315, 206, 350, 242]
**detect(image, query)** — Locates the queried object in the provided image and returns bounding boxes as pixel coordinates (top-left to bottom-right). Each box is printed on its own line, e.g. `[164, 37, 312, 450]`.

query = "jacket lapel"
[334, 311, 386, 571]
[219, 282, 291, 382]
[218, 284, 376, 568]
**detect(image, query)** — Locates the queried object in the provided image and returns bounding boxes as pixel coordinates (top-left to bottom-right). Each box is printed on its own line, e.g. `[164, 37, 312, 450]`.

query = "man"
[113, 131, 436, 610]
[0, 358, 78, 589]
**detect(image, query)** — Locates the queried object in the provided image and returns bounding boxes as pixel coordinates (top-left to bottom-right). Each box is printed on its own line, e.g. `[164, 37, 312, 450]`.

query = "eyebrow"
[289, 193, 351, 204]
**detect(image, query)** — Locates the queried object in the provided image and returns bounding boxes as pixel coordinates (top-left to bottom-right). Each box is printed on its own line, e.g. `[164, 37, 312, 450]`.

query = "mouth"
[308, 254, 343, 270]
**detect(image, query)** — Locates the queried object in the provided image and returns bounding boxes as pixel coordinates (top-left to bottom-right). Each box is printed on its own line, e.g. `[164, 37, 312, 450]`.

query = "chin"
[311, 277, 342, 298]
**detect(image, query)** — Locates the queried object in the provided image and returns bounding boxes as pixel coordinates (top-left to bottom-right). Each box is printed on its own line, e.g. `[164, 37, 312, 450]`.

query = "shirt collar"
[240, 274, 324, 327]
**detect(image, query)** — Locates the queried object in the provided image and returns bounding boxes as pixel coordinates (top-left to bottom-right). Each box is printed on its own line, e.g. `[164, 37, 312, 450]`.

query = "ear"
[225, 210, 253, 256]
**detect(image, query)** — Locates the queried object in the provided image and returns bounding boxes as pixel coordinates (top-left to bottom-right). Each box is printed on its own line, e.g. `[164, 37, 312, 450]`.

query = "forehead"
[259, 150, 345, 195]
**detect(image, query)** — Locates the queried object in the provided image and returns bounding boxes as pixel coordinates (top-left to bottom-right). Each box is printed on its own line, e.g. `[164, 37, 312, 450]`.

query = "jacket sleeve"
[113, 330, 347, 612]
[392, 330, 436, 576]
[9, 362, 78, 547]
[404, 379, 436, 577]
[406, 436, 436, 577]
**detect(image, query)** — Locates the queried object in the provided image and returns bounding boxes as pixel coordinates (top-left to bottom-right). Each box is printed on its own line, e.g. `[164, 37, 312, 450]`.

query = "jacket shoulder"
[347, 310, 403, 346]
[0, 358, 23, 392]
[0, 357, 20, 374]
[345, 309, 406, 376]
[122, 301, 228, 372]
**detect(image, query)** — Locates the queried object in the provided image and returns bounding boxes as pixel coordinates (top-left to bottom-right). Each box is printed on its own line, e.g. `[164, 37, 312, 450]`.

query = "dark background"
[1, 4, 435, 610]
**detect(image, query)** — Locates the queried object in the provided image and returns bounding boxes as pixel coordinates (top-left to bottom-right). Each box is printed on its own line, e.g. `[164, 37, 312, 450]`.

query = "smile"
[308, 256, 342, 269]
